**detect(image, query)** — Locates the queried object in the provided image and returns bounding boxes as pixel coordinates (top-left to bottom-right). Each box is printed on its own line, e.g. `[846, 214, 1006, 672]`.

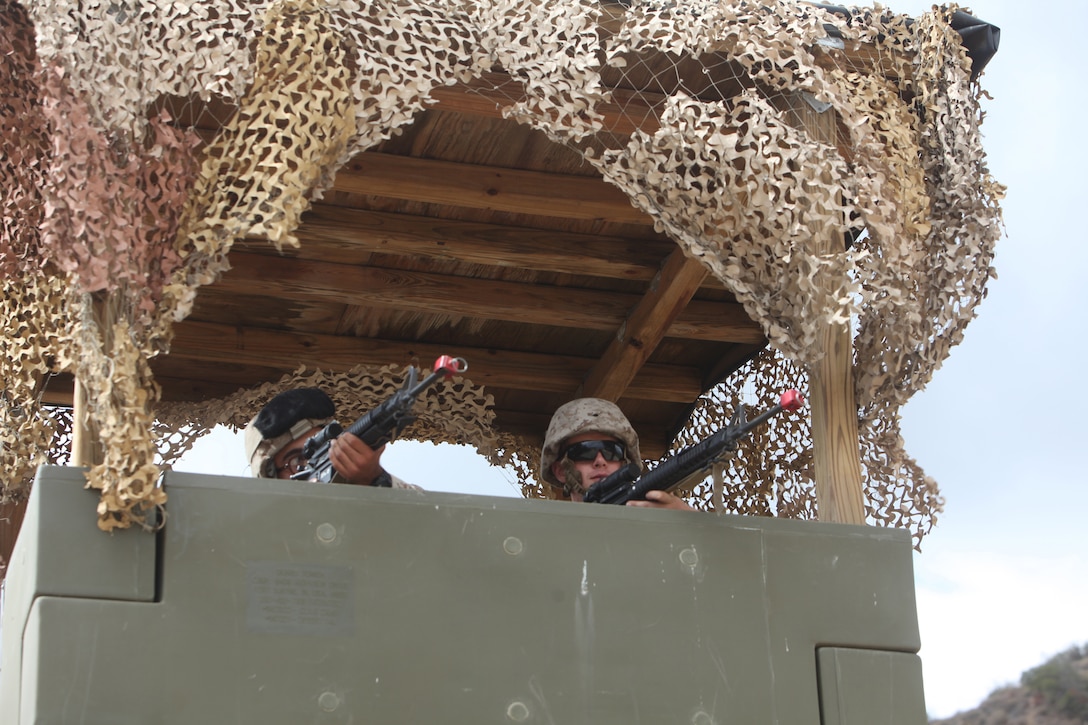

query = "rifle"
[292, 355, 467, 484]
[582, 389, 804, 505]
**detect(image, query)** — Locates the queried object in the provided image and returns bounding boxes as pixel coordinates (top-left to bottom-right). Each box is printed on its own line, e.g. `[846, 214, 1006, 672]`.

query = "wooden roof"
[36, 6, 998, 461]
[142, 62, 770, 459]
[0, 1, 1006, 581]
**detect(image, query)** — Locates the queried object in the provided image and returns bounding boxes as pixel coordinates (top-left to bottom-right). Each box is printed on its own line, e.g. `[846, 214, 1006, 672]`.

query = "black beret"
[252, 388, 336, 440]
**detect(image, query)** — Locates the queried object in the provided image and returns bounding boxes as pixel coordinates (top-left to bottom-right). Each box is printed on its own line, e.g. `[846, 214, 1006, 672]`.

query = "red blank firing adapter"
[779, 389, 804, 412]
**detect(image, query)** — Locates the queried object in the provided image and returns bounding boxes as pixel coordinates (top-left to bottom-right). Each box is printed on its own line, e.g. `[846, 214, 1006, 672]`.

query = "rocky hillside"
[932, 645, 1088, 725]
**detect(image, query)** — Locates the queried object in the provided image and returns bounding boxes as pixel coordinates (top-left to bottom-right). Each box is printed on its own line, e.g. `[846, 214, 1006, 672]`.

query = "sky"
[175, 0, 1088, 719]
[890, 0, 1088, 718]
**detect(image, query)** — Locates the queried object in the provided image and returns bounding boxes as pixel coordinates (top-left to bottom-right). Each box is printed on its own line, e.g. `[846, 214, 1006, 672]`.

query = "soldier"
[244, 388, 416, 489]
[540, 398, 692, 510]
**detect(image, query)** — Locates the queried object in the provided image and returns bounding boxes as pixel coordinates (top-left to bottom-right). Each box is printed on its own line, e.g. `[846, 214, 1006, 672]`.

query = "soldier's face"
[271, 426, 322, 479]
[551, 432, 626, 501]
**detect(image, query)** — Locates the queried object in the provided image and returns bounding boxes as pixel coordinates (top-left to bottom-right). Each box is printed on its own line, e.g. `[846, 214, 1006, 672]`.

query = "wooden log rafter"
[218, 251, 762, 344]
[579, 248, 709, 401]
[167, 320, 706, 404]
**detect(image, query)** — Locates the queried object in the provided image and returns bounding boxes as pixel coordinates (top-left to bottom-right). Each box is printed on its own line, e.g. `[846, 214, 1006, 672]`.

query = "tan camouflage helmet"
[243, 388, 337, 478]
[540, 398, 642, 488]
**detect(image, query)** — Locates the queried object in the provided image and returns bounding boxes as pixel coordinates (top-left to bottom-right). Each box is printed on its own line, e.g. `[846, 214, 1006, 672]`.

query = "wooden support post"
[71, 376, 103, 468]
[71, 293, 109, 469]
[788, 93, 867, 525]
[808, 321, 867, 524]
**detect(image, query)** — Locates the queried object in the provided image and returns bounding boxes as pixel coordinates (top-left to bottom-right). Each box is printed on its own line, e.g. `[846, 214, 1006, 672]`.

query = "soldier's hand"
[329, 432, 386, 486]
[626, 490, 694, 511]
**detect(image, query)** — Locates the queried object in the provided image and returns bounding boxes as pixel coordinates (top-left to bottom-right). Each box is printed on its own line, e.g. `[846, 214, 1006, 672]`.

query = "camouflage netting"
[154, 362, 516, 471]
[1, 0, 1002, 543]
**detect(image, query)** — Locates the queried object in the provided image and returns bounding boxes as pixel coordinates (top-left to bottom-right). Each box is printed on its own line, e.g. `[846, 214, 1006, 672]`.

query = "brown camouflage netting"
[0, 0, 1002, 542]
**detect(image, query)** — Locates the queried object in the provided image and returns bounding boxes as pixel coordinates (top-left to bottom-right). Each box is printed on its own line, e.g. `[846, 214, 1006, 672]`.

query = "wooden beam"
[167, 320, 705, 403]
[429, 71, 668, 136]
[333, 152, 652, 225]
[217, 252, 764, 344]
[40, 390, 74, 407]
[580, 248, 708, 401]
[285, 204, 670, 281]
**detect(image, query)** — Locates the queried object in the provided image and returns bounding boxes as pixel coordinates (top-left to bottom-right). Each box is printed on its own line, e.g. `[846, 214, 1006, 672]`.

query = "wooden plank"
[216, 252, 763, 344]
[288, 204, 670, 281]
[167, 321, 705, 403]
[580, 248, 708, 401]
[333, 152, 652, 224]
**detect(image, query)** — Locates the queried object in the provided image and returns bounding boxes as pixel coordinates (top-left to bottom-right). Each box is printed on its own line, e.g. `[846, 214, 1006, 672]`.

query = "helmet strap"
[555, 458, 585, 498]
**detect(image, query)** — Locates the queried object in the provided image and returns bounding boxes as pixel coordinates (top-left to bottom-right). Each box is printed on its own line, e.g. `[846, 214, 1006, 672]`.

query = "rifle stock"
[583, 390, 804, 505]
[293, 355, 467, 484]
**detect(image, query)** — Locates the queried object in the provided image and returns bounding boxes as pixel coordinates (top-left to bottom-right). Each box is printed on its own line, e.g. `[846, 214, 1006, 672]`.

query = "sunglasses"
[276, 451, 309, 477]
[562, 439, 626, 463]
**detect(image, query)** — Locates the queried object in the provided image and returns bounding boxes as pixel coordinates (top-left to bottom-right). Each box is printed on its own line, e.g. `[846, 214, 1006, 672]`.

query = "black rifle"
[583, 390, 804, 505]
[292, 355, 467, 484]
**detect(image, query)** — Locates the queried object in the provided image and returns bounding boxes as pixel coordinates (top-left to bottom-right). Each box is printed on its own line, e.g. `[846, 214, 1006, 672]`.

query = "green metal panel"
[817, 648, 927, 725]
[1, 467, 926, 724]
[0, 466, 156, 724]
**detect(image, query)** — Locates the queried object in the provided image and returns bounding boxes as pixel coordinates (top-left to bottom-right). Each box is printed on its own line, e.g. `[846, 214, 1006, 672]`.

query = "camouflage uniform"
[244, 388, 418, 489]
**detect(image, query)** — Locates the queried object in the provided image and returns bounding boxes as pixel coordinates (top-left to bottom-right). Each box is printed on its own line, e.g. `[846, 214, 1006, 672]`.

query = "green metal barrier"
[1, 466, 927, 723]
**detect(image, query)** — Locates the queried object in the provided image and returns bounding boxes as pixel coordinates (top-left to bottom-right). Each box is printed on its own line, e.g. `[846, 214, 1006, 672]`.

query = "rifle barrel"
[585, 390, 803, 505]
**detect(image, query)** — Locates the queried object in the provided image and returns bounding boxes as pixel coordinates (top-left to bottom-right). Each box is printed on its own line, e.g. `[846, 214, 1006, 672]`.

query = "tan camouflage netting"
[0, 0, 1002, 543]
[153, 362, 514, 468]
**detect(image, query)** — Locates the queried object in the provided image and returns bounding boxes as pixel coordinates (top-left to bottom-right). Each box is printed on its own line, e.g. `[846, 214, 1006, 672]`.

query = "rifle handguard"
[582, 389, 805, 505]
[293, 355, 467, 483]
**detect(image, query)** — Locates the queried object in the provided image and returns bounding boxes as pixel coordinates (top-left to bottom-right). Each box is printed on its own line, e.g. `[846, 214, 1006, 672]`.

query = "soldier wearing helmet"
[244, 388, 415, 489]
[541, 398, 692, 510]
